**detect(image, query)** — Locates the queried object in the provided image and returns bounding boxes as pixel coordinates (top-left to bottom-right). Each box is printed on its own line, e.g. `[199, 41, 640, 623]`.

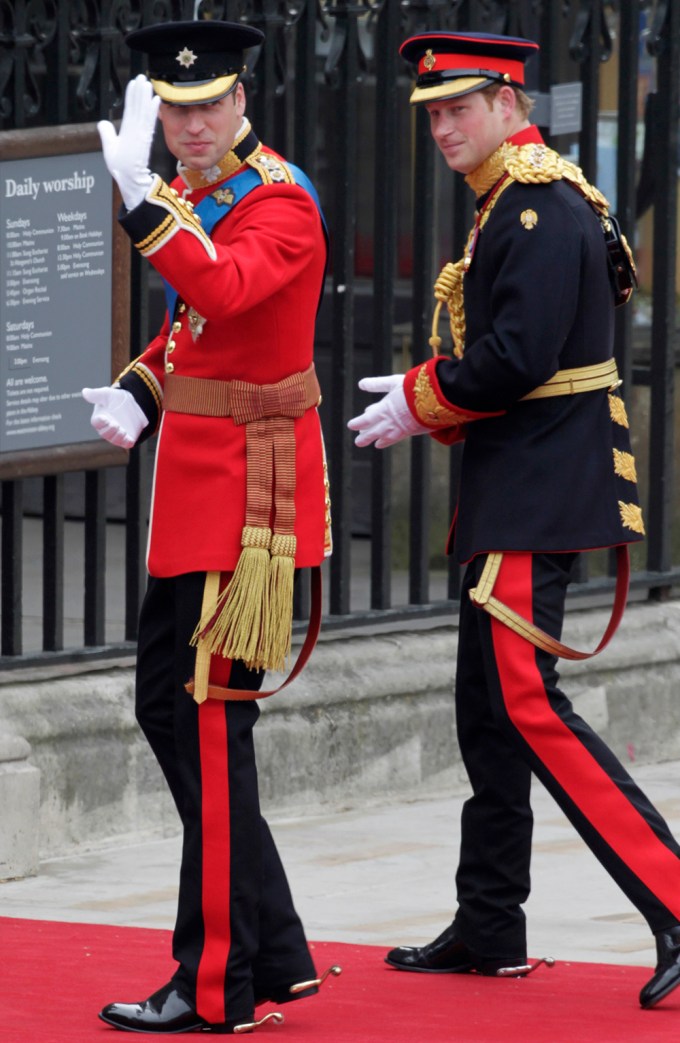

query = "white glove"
[347, 374, 430, 449]
[82, 386, 149, 449]
[97, 75, 160, 210]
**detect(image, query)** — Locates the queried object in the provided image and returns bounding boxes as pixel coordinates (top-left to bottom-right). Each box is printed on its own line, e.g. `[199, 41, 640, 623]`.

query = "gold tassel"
[429, 299, 444, 355]
[190, 525, 271, 669]
[259, 533, 297, 672]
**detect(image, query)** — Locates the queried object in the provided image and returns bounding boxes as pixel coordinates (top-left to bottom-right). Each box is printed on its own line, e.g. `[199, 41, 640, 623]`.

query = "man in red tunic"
[83, 19, 334, 1034]
[350, 30, 680, 1010]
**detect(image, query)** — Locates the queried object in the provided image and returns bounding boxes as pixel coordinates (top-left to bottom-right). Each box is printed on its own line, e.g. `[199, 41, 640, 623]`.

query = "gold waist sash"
[163, 364, 322, 687]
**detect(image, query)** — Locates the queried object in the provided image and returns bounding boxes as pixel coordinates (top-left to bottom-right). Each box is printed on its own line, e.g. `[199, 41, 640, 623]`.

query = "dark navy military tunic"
[433, 175, 643, 562]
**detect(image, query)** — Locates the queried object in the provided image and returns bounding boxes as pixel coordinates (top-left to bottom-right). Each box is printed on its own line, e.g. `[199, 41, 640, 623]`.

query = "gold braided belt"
[163, 364, 321, 686]
[521, 357, 620, 400]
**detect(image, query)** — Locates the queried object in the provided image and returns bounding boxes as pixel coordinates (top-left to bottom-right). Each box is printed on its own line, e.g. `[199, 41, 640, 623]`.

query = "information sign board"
[550, 82, 583, 137]
[0, 124, 129, 478]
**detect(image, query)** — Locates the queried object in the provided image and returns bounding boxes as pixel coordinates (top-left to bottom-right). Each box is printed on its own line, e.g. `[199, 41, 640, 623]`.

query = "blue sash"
[162, 163, 326, 320]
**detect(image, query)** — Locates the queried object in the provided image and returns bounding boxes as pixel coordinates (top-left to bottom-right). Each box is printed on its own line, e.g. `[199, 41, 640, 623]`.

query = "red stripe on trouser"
[490, 553, 680, 921]
[196, 699, 231, 1024]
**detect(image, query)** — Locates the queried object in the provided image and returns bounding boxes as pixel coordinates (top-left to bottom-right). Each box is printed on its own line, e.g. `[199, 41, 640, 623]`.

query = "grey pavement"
[3, 758, 680, 971]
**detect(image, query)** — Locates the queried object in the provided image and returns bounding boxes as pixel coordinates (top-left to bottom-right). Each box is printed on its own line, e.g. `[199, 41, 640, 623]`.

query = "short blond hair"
[480, 83, 535, 119]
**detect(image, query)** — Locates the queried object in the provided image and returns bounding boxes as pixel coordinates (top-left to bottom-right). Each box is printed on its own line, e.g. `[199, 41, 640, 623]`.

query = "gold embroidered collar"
[465, 144, 508, 198]
[178, 119, 262, 190]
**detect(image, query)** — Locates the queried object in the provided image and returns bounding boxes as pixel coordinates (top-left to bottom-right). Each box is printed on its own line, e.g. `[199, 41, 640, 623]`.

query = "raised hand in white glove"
[82, 386, 149, 449]
[347, 374, 430, 449]
[97, 75, 160, 210]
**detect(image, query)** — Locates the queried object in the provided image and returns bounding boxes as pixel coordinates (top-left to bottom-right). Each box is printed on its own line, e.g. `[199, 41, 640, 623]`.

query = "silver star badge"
[176, 47, 197, 69]
[188, 308, 207, 341]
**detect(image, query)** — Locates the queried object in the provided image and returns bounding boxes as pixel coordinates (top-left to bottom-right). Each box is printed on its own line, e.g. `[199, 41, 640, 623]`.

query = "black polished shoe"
[98, 981, 284, 1034]
[640, 926, 680, 1009]
[385, 923, 528, 977]
[255, 964, 342, 1006]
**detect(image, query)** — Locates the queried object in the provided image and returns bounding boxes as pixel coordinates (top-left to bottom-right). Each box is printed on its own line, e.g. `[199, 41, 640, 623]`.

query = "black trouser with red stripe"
[453, 552, 680, 959]
[135, 572, 315, 1025]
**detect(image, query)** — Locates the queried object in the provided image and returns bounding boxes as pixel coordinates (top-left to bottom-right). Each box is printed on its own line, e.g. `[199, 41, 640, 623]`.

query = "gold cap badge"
[423, 49, 436, 71]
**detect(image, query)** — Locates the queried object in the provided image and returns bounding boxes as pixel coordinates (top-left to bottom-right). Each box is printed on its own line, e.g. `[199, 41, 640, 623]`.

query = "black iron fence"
[1, 0, 679, 665]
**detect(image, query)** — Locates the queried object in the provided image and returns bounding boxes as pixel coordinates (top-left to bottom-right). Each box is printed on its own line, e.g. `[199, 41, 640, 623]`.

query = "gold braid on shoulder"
[503, 141, 610, 214]
[429, 141, 611, 359]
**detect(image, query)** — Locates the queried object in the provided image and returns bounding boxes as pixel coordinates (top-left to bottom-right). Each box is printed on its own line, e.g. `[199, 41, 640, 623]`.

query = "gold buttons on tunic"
[172, 321, 182, 333]
[165, 362, 175, 374]
[166, 340, 176, 353]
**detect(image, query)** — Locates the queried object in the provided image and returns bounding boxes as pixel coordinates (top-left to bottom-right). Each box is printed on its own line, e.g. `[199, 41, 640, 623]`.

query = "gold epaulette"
[503, 142, 610, 214]
[246, 151, 296, 186]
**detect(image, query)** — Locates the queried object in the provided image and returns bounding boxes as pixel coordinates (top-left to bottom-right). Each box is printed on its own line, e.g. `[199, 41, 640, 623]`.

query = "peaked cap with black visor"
[400, 31, 539, 105]
[125, 20, 264, 105]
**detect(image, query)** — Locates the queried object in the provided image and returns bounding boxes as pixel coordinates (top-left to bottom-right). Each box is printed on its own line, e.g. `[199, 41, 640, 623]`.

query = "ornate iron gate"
[0, 1, 678, 664]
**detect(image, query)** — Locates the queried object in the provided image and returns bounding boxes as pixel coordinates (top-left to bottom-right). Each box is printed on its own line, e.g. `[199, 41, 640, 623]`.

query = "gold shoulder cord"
[429, 176, 513, 359]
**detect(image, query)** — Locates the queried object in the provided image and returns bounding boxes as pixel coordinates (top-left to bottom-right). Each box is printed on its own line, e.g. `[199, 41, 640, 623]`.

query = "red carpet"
[2, 916, 679, 1042]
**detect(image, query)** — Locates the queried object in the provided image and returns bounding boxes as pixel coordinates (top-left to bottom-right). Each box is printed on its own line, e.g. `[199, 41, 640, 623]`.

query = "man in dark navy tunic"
[349, 30, 680, 1009]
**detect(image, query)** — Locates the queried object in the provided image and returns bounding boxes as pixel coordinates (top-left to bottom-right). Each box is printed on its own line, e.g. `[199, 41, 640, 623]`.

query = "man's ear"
[234, 82, 246, 118]
[497, 84, 518, 119]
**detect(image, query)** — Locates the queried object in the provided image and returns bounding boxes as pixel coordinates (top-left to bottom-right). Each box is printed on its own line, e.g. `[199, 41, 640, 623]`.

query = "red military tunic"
[116, 126, 330, 578]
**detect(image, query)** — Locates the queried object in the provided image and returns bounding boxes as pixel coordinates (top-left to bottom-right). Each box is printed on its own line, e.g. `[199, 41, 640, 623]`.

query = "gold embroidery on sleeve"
[413, 364, 467, 427]
[134, 364, 163, 412]
[114, 358, 162, 413]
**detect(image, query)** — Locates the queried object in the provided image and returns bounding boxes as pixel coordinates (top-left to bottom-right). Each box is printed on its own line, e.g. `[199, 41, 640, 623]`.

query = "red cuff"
[431, 426, 467, 446]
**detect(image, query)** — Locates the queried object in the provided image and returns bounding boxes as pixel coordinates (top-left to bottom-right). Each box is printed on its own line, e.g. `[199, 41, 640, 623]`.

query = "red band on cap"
[418, 51, 525, 85]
